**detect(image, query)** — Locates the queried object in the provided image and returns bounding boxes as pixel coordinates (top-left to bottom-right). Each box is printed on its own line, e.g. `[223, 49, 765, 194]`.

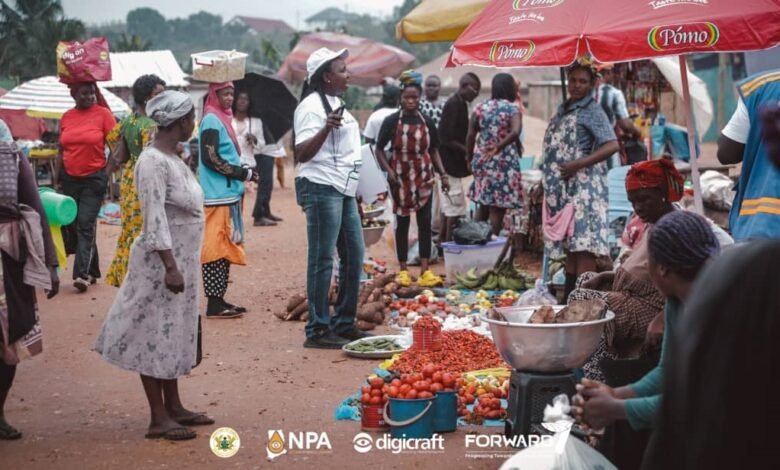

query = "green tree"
[115, 33, 152, 52]
[0, 0, 85, 82]
[258, 39, 281, 69]
[126, 7, 169, 46]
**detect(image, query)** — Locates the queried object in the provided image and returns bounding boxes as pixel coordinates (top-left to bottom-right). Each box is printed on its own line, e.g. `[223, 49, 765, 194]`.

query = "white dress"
[95, 147, 205, 379]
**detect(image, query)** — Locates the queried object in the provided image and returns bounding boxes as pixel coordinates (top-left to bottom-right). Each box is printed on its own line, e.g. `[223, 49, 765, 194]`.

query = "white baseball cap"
[306, 47, 349, 82]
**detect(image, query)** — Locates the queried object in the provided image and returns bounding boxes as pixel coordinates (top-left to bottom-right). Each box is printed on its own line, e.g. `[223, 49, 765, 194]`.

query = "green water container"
[38, 187, 77, 226]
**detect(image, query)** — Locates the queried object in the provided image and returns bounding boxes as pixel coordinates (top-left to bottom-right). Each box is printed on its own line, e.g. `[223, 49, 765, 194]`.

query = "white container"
[441, 236, 506, 282]
[191, 50, 248, 83]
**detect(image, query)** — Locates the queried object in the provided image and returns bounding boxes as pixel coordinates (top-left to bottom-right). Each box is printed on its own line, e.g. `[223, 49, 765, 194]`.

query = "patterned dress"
[105, 114, 156, 287]
[389, 111, 435, 216]
[95, 147, 204, 379]
[542, 96, 615, 258]
[469, 99, 523, 209]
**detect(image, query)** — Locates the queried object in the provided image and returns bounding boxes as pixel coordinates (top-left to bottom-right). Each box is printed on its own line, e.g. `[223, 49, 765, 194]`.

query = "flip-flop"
[0, 421, 22, 440]
[175, 414, 215, 426]
[206, 308, 243, 319]
[144, 427, 197, 441]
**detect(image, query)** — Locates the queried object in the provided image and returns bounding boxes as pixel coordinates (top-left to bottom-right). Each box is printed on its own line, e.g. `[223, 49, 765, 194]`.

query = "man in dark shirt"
[437, 73, 481, 242]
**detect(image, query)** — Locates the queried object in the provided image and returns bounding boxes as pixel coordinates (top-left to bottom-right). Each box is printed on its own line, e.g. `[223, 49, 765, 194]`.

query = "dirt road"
[0, 169, 508, 470]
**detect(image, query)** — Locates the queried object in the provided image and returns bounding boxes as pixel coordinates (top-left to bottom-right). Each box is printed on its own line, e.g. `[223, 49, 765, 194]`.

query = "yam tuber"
[286, 294, 306, 313]
[358, 282, 375, 305]
[300, 311, 309, 322]
[369, 288, 383, 303]
[372, 310, 384, 325]
[356, 320, 376, 331]
[357, 301, 386, 322]
[373, 272, 396, 289]
[383, 282, 398, 294]
[286, 301, 309, 321]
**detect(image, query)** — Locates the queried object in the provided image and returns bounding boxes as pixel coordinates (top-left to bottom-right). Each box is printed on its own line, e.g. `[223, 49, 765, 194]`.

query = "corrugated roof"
[232, 16, 294, 35]
[100, 50, 189, 88]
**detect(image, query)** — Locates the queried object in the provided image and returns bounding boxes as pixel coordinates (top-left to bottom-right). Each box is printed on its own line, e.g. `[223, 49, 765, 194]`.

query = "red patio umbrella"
[447, 0, 780, 212]
[278, 32, 416, 87]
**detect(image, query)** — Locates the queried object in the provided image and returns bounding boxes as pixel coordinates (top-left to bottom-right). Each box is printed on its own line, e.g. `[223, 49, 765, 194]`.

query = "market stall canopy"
[0, 76, 130, 119]
[651, 56, 712, 137]
[395, 0, 490, 43]
[99, 50, 189, 88]
[447, 0, 780, 67]
[417, 52, 559, 94]
[278, 32, 416, 87]
[447, 0, 780, 214]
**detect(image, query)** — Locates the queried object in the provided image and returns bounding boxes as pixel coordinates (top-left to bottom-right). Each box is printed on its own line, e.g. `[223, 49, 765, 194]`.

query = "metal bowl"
[363, 225, 386, 247]
[362, 207, 384, 219]
[481, 306, 614, 372]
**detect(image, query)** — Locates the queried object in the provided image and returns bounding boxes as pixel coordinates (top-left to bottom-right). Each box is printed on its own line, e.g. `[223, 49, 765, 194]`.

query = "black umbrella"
[233, 72, 298, 144]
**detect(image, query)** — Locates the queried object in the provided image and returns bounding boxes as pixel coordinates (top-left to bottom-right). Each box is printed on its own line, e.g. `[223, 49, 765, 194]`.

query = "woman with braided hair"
[573, 210, 722, 436]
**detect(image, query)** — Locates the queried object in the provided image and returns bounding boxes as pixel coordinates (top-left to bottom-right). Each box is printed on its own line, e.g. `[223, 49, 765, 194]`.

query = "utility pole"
[717, 54, 728, 131]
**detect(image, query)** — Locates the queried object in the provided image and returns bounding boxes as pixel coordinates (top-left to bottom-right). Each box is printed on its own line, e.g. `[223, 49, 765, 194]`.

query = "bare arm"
[465, 112, 479, 161]
[294, 112, 343, 164]
[716, 134, 744, 165]
[561, 140, 619, 179]
[494, 113, 522, 152]
[617, 118, 641, 140]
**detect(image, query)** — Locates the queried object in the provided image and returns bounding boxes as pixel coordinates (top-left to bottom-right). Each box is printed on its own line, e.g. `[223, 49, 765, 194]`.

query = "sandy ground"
[0, 167, 512, 470]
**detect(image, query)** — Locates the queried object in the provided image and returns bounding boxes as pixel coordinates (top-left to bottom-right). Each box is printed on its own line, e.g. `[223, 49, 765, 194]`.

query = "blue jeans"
[295, 177, 365, 338]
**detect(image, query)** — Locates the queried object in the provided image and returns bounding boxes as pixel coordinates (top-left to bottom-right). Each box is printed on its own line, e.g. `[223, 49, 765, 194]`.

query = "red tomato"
[406, 389, 418, 400]
[465, 393, 475, 404]
[361, 385, 371, 394]
[414, 381, 430, 393]
[369, 396, 382, 405]
[432, 371, 443, 384]
[418, 391, 433, 399]
[441, 373, 455, 387]
[410, 373, 423, 383]
[399, 384, 412, 395]
[382, 394, 388, 404]
[369, 377, 384, 389]
[419, 296, 428, 305]
[361, 393, 371, 404]
[391, 378, 402, 388]
[422, 364, 436, 379]
[430, 383, 443, 394]
[370, 389, 383, 398]
[456, 378, 465, 388]
[388, 386, 399, 398]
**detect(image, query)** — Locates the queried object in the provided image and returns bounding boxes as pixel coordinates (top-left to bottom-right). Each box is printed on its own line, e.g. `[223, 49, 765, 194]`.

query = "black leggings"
[395, 198, 432, 263]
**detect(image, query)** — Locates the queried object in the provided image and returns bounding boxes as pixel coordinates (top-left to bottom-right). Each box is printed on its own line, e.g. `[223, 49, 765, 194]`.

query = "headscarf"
[626, 158, 685, 202]
[398, 70, 423, 91]
[648, 211, 720, 276]
[146, 90, 193, 127]
[67, 81, 109, 110]
[203, 81, 239, 152]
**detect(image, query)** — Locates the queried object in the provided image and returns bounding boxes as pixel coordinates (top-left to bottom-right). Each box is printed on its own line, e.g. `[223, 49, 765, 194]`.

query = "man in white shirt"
[595, 64, 641, 168]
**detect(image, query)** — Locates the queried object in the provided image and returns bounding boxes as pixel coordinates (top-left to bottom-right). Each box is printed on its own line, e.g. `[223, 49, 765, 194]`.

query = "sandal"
[145, 426, 197, 441]
[0, 420, 22, 440]
[206, 308, 243, 319]
[175, 413, 215, 426]
[418, 270, 444, 287]
[396, 270, 412, 287]
[223, 301, 247, 314]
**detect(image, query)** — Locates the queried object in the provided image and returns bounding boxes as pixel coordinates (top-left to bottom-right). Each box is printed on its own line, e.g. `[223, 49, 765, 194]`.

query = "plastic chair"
[608, 165, 633, 250]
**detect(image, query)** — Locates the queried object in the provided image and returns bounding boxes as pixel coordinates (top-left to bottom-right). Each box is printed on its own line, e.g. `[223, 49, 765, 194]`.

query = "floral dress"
[95, 147, 204, 379]
[542, 96, 615, 258]
[469, 99, 523, 209]
[105, 113, 156, 287]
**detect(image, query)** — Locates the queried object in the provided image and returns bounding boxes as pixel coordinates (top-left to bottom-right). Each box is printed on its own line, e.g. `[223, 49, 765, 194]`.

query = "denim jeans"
[295, 177, 364, 338]
[252, 154, 275, 220]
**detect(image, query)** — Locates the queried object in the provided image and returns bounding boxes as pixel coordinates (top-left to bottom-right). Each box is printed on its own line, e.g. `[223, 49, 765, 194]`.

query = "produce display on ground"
[452, 264, 535, 291]
[343, 336, 409, 359]
[388, 329, 508, 374]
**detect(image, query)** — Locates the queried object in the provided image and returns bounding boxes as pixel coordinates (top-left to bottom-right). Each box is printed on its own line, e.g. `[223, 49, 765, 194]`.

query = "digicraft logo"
[488, 41, 536, 64]
[648, 22, 719, 52]
[352, 432, 445, 454]
[512, 0, 565, 10]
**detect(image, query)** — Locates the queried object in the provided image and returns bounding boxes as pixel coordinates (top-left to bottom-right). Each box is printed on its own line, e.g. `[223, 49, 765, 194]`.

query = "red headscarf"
[203, 81, 239, 152]
[626, 158, 685, 202]
[67, 81, 109, 110]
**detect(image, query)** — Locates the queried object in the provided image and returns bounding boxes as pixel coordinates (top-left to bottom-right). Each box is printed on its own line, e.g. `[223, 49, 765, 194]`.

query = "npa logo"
[648, 0, 708, 10]
[266, 430, 332, 460]
[648, 22, 719, 52]
[512, 0, 565, 10]
[488, 41, 536, 64]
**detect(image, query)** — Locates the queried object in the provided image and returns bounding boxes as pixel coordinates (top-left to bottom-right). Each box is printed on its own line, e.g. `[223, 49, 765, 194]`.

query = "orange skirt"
[201, 206, 246, 265]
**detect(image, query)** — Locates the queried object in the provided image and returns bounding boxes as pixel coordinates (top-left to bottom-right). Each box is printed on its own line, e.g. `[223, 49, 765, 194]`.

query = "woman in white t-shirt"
[293, 47, 367, 350]
[232, 91, 285, 226]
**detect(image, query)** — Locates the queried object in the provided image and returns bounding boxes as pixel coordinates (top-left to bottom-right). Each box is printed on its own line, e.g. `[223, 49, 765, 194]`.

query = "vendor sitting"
[572, 211, 720, 431]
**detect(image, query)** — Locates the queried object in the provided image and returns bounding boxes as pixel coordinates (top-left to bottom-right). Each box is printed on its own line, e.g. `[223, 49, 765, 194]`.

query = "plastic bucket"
[361, 403, 389, 432]
[384, 397, 434, 439]
[38, 187, 76, 226]
[412, 325, 442, 352]
[432, 391, 458, 433]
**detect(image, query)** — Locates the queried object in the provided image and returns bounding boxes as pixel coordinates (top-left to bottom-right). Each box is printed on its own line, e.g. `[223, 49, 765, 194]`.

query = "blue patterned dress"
[469, 99, 523, 209]
[542, 96, 615, 258]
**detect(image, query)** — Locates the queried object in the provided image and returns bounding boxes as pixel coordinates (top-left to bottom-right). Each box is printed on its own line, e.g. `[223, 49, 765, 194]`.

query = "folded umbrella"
[233, 73, 297, 143]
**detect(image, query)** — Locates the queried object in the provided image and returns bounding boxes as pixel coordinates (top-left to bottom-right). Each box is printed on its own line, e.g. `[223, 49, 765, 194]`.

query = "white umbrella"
[0, 76, 130, 119]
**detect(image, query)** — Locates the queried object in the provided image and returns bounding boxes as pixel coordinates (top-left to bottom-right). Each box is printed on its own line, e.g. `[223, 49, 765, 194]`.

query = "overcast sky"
[61, 0, 403, 29]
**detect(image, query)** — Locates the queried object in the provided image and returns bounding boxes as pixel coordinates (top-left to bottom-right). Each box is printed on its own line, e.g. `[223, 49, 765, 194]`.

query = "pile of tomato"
[472, 393, 507, 420]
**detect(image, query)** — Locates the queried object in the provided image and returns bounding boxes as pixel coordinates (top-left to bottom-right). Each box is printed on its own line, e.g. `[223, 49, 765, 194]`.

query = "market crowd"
[0, 44, 778, 470]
